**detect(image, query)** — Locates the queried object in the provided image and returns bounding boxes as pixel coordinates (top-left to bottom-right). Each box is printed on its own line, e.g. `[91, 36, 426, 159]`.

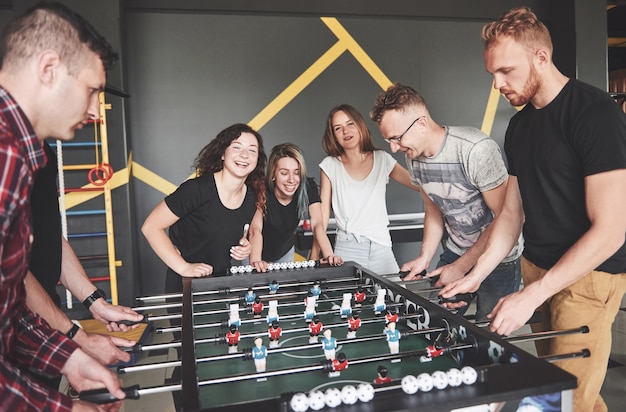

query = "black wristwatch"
[82, 288, 107, 310]
[66, 323, 81, 339]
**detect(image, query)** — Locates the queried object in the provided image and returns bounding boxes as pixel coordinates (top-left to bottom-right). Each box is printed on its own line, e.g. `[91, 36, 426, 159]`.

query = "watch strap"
[82, 288, 106, 310]
[66, 323, 81, 339]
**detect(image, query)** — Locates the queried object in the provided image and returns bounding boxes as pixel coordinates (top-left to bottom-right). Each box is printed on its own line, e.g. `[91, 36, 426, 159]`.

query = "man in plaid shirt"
[0, 3, 126, 410]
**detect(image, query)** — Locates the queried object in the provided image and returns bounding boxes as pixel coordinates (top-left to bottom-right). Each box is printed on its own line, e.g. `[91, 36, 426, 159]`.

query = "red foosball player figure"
[268, 320, 282, 348]
[385, 309, 399, 328]
[226, 324, 241, 354]
[329, 352, 348, 377]
[309, 315, 323, 343]
[354, 286, 366, 307]
[420, 343, 446, 363]
[347, 312, 361, 339]
[374, 365, 392, 385]
[252, 296, 264, 318]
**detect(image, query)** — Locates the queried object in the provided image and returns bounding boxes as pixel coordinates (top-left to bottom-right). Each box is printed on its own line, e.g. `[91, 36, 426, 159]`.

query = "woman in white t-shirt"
[317, 104, 419, 275]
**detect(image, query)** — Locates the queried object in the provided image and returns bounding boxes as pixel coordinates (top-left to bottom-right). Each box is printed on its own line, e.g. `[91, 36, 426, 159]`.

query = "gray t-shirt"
[406, 126, 523, 262]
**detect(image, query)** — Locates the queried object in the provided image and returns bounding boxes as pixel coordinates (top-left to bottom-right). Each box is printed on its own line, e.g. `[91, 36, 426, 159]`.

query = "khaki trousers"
[521, 257, 626, 412]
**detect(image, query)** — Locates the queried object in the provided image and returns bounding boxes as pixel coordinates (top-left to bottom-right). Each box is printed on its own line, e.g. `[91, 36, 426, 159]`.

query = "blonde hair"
[481, 6, 552, 55]
[267, 143, 309, 219]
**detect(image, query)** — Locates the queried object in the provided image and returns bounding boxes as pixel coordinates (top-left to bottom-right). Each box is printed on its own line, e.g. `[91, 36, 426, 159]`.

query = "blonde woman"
[249, 143, 342, 271]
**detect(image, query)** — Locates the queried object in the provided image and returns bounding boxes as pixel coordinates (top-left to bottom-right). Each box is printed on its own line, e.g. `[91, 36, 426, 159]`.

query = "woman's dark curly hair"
[193, 123, 267, 211]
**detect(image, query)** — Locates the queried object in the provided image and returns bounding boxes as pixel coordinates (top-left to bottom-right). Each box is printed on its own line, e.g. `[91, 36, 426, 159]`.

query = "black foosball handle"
[79, 384, 140, 403]
[398, 269, 427, 279]
[119, 343, 142, 354]
[439, 292, 475, 304]
[116, 314, 149, 327]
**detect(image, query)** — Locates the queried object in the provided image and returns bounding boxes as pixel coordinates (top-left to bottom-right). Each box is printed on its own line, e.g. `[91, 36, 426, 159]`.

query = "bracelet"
[66, 323, 80, 339]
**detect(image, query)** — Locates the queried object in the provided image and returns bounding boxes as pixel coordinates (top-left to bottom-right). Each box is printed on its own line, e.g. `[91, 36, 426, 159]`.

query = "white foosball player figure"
[266, 300, 279, 325]
[304, 299, 316, 322]
[228, 303, 241, 328]
[374, 289, 387, 315]
[339, 293, 352, 318]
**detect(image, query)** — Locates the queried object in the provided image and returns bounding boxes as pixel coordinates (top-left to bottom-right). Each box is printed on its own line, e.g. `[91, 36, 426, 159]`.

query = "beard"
[506, 65, 541, 107]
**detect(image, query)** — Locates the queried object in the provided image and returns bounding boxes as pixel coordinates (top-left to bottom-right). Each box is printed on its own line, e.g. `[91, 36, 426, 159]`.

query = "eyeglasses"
[383, 116, 424, 145]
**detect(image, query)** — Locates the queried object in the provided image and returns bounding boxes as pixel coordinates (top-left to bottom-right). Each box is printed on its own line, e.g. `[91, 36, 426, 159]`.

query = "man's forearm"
[24, 271, 74, 334]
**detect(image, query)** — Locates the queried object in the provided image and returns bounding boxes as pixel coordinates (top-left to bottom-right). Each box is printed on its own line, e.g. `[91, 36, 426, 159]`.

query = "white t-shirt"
[320, 150, 396, 247]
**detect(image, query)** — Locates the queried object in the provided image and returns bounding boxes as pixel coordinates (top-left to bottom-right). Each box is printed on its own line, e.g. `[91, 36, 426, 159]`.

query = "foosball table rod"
[155, 302, 404, 334]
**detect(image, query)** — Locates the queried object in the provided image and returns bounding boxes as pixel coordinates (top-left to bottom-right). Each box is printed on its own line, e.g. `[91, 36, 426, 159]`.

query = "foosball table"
[91, 262, 581, 411]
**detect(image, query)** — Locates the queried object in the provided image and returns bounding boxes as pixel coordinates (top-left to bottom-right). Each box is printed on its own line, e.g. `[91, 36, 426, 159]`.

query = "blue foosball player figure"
[385, 321, 401, 355]
[321, 329, 337, 360]
[244, 287, 257, 306]
[252, 337, 267, 375]
[310, 280, 322, 298]
[268, 279, 279, 294]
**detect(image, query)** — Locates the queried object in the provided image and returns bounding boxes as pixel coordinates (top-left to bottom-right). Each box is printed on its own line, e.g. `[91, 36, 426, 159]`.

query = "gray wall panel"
[125, 12, 519, 293]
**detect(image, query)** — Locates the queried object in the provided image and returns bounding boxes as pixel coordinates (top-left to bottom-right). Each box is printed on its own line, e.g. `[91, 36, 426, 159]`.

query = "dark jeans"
[437, 248, 521, 321]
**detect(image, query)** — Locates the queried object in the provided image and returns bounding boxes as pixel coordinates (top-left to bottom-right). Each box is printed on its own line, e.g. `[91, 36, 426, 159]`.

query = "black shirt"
[262, 177, 320, 261]
[29, 141, 63, 307]
[505, 79, 626, 272]
[165, 174, 257, 290]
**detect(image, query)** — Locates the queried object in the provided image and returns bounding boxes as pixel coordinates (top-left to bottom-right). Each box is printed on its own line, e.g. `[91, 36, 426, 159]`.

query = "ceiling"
[608, 1, 626, 71]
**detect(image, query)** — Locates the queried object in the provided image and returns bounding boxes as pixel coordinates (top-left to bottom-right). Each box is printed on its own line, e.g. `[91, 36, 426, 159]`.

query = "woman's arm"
[248, 207, 267, 272]
[142, 200, 214, 277]
[309, 202, 342, 266]
[311, 170, 333, 260]
[389, 163, 421, 191]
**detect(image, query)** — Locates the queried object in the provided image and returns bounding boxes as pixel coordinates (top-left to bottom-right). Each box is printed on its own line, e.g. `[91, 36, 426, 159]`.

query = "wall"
[123, 5, 523, 295]
[0, 0, 610, 300]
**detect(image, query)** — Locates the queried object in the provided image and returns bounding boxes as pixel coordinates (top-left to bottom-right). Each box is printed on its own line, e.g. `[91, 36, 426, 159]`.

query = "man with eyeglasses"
[370, 83, 523, 321]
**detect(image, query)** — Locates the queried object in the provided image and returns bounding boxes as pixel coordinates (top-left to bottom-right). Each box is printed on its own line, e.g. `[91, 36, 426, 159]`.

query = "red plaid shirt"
[0, 86, 79, 411]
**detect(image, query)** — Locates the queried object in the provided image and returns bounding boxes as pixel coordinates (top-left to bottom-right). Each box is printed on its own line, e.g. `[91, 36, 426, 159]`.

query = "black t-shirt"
[29, 141, 63, 307]
[262, 177, 320, 261]
[505, 79, 626, 272]
[165, 174, 257, 287]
